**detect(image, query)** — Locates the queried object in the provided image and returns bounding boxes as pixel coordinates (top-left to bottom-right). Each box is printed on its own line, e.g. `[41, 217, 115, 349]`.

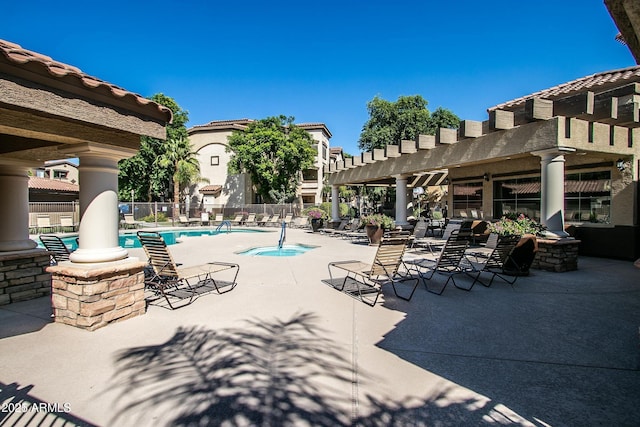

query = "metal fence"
[28, 201, 329, 228]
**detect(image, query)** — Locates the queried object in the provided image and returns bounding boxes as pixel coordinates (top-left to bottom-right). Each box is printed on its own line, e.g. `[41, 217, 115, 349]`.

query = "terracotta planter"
[365, 225, 384, 245]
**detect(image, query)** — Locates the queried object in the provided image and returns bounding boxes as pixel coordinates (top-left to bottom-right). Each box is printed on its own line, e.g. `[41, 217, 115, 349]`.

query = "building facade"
[187, 119, 332, 210]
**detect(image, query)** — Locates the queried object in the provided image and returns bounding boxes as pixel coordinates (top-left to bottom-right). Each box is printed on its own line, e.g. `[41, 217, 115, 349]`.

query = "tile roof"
[189, 119, 332, 137]
[0, 39, 172, 121]
[199, 185, 223, 194]
[489, 65, 640, 111]
[28, 177, 79, 193]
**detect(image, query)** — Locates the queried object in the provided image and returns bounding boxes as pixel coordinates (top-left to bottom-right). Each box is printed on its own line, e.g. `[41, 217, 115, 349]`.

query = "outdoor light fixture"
[616, 159, 628, 172]
[483, 173, 490, 182]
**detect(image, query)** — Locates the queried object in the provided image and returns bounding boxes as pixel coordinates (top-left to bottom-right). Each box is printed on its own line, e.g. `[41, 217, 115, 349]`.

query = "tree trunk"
[173, 171, 180, 220]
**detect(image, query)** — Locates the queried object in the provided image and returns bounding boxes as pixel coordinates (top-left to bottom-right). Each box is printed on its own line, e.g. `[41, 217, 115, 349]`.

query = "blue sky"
[2, 0, 634, 155]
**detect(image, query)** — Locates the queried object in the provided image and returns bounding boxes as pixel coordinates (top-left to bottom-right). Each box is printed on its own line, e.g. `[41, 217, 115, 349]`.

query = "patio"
[1, 228, 639, 426]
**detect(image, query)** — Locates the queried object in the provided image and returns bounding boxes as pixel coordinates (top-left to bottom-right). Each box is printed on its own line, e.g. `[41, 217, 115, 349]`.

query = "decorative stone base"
[47, 259, 147, 331]
[0, 249, 51, 306]
[532, 238, 581, 272]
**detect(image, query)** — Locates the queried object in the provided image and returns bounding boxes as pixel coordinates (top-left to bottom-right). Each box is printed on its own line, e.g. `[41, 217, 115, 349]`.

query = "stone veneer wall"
[48, 260, 147, 331]
[532, 238, 580, 272]
[0, 249, 51, 305]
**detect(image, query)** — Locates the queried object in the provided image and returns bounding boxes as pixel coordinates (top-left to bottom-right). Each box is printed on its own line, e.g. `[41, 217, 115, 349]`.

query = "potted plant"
[360, 214, 395, 245]
[303, 207, 327, 232]
[488, 214, 546, 276]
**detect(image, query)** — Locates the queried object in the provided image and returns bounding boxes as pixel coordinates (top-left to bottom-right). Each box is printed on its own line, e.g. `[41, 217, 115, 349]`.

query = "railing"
[216, 220, 231, 233]
[278, 221, 286, 248]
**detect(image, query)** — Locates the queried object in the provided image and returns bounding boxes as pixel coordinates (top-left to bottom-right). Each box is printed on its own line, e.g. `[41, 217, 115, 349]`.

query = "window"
[302, 169, 318, 182]
[53, 170, 68, 179]
[492, 171, 611, 223]
[210, 156, 219, 166]
[565, 171, 611, 223]
[493, 177, 541, 221]
[452, 182, 483, 217]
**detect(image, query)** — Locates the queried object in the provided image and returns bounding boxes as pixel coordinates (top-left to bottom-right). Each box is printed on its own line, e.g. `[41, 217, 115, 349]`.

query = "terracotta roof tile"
[29, 177, 79, 193]
[490, 65, 640, 111]
[199, 185, 222, 194]
[0, 39, 172, 121]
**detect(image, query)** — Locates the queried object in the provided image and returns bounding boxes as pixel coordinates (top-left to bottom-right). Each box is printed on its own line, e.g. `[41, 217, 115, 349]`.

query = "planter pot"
[503, 234, 538, 276]
[311, 218, 323, 232]
[365, 225, 384, 245]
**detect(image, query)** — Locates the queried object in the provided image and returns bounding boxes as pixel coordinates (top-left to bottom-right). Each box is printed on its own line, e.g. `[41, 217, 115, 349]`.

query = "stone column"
[394, 175, 409, 227]
[0, 162, 38, 252]
[331, 185, 340, 222]
[60, 143, 137, 263]
[533, 148, 574, 238]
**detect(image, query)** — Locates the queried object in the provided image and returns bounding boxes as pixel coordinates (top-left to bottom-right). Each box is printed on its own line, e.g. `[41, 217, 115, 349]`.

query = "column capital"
[392, 173, 412, 180]
[531, 147, 576, 159]
[58, 142, 138, 161]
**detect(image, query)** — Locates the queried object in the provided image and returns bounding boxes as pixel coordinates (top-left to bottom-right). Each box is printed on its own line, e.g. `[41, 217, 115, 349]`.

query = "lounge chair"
[266, 214, 280, 227]
[464, 234, 522, 288]
[327, 236, 419, 306]
[320, 219, 349, 236]
[405, 230, 471, 295]
[257, 215, 272, 226]
[40, 234, 73, 265]
[178, 215, 199, 226]
[213, 213, 224, 225]
[413, 222, 461, 253]
[36, 215, 55, 234]
[59, 216, 77, 232]
[231, 214, 244, 225]
[137, 231, 240, 309]
[123, 214, 143, 229]
[244, 213, 257, 226]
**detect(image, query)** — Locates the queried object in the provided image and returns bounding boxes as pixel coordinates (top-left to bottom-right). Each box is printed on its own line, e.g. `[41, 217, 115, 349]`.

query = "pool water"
[47, 228, 265, 250]
[238, 244, 316, 257]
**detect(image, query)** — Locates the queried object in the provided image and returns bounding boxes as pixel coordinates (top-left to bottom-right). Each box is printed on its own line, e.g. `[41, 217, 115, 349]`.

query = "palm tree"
[157, 136, 207, 221]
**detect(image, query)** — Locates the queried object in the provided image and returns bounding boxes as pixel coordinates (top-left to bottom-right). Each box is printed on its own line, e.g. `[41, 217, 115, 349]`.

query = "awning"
[499, 180, 610, 195]
[412, 170, 448, 188]
[199, 185, 223, 195]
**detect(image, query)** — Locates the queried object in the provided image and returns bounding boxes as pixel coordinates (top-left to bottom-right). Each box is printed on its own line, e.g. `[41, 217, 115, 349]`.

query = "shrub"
[360, 214, 395, 230]
[302, 207, 327, 220]
[320, 202, 349, 218]
[488, 214, 545, 236]
[140, 212, 168, 222]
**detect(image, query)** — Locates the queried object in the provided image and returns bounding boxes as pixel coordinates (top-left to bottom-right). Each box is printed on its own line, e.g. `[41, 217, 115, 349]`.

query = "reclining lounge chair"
[327, 236, 418, 306]
[137, 231, 240, 309]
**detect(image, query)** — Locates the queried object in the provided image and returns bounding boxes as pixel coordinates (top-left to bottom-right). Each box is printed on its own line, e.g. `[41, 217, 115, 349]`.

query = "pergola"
[325, 70, 640, 247]
[0, 39, 171, 322]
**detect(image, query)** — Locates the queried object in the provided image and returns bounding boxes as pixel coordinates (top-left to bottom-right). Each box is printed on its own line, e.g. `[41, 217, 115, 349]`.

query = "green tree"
[118, 93, 190, 202]
[358, 95, 460, 151]
[227, 116, 316, 203]
[426, 107, 461, 134]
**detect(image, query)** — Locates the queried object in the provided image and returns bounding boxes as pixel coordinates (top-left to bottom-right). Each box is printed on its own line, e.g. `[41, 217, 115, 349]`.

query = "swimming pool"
[45, 228, 266, 250]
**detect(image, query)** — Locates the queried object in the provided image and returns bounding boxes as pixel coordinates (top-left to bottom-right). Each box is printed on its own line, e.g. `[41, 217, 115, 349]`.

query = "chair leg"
[390, 276, 420, 301]
[205, 265, 240, 294]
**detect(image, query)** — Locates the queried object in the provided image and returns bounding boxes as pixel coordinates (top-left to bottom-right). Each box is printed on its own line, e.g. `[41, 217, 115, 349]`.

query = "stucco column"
[394, 175, 409, 227]
[534, 148, 574, 239]
[60, 143, 137, 263]
[331, 185, 340, 222]
[0, 162, 38, 252]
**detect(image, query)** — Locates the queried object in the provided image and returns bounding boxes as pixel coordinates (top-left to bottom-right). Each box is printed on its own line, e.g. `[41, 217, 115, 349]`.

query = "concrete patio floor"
[1, 227, 639, 426]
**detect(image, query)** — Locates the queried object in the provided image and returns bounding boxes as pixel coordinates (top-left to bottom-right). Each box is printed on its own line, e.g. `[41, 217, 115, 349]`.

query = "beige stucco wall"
[189, 130, 248, 206]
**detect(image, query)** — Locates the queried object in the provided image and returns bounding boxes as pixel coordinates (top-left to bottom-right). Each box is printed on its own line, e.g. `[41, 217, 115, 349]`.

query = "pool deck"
[2, 227, 640, 426]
